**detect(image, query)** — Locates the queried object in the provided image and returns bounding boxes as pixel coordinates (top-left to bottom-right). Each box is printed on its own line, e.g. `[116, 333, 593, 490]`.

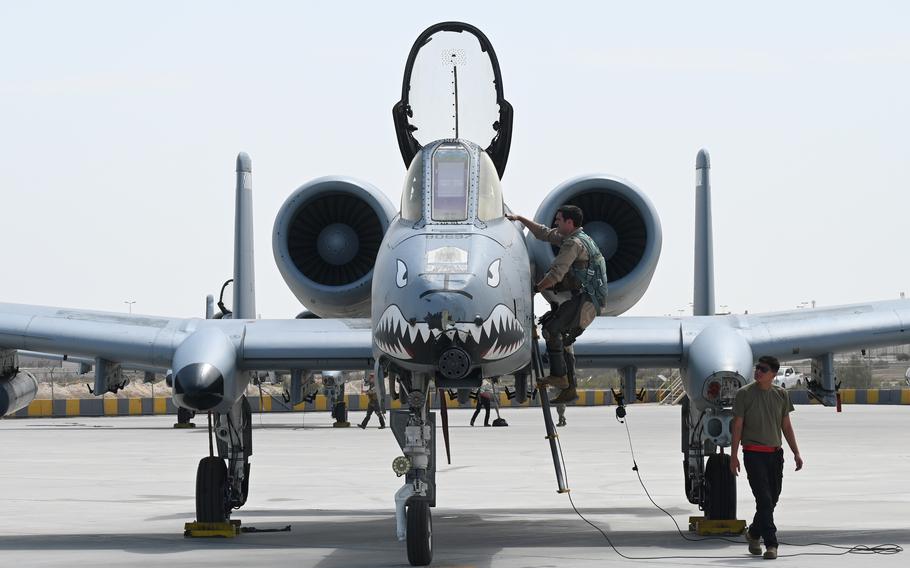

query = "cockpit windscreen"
[431, 145, 470, 221]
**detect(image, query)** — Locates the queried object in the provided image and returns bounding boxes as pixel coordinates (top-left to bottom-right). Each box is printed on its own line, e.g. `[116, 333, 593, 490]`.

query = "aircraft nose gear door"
[393, 21, 513, 179]
[390, 379, 436, 566]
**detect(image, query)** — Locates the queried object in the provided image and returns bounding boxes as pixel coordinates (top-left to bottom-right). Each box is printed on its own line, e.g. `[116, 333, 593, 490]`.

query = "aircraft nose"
[173, 363, 224, 411]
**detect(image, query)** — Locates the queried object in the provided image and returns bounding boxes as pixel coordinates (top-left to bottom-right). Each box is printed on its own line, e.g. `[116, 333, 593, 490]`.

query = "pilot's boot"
[551, 386, 578, 404]
[538, 375, 569, 390]
[539, 349, 569, 390]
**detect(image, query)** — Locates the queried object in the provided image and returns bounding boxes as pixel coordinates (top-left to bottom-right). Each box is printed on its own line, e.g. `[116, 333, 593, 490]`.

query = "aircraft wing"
[0, 303, 374, 373]
[5, 298, 909, 378]
[570, 298, 910, 368]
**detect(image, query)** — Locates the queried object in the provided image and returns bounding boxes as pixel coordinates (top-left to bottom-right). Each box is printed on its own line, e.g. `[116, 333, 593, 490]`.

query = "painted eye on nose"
[396, 259, 408, 288]
[487, 259, 501, 287]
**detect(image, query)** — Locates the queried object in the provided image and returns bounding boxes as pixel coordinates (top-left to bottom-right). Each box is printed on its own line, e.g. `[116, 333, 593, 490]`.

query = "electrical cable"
[549, 407, 902, 559]
[621, 417, 901, 556]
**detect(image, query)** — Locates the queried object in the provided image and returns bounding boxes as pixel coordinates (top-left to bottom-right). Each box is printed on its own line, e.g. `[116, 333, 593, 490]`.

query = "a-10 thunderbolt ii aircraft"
[2, 21, 910, 567]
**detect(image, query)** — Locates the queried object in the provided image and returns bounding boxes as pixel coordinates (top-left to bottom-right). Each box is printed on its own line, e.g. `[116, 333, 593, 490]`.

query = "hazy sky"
[2, 1, 908, 319]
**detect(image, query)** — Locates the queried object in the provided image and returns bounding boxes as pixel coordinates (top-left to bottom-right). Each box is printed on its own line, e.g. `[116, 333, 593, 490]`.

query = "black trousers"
[361, 401, 385, 427]
[542, 294, 586, 383]
[471, 397, 491, 425]
[744, 449, 784, 547]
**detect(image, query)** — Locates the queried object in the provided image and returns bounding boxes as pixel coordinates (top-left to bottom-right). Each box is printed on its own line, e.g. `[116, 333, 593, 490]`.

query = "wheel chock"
[173, 422, 196, 429]
[687, 516, 746, 535]
[332, 421, 351, 428]
[184, 519, 241, 538]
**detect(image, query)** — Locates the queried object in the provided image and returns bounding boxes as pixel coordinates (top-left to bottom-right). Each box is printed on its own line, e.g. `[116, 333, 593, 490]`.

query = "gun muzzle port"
[438, 347, 471, 379]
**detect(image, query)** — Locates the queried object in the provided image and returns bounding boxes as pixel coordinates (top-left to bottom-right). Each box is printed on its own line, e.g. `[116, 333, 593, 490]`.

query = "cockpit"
[400, 140, 503, 224]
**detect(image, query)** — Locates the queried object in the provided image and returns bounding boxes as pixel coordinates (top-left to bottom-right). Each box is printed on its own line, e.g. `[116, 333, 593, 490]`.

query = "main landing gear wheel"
[704, 453, 736, 520]
[196, 456, 229, 522]
[406, 499, 433, 566]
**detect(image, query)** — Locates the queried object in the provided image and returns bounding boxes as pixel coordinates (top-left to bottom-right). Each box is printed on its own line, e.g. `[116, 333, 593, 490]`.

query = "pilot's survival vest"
[571, 231, 609, 314]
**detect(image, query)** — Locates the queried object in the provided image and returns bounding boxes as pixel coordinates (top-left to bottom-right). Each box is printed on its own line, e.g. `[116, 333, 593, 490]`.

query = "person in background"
[471, 381, 493, 427]
[358, 373, 385, 429]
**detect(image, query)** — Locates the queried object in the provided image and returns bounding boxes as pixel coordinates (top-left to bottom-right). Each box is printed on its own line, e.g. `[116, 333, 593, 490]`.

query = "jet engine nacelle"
[1, 371, 38, 417]
[273, 176, 397, 318]
[528, 175, 662, 316]
[172, 327, 242, 414]
[682, 325, 752, 448]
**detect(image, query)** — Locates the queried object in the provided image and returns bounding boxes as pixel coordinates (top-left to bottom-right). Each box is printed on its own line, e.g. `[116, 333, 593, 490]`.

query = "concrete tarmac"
[1, 404, 907, 567]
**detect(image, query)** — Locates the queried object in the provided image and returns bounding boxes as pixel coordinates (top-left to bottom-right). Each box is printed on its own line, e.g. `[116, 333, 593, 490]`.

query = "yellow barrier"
[13, 389, 910, 418]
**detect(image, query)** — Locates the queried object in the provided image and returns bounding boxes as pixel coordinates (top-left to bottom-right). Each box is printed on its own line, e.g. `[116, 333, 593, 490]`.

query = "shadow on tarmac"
[2, 509, 904, 567]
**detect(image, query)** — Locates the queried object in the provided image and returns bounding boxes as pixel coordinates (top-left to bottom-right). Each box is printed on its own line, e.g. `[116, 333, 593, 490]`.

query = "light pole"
[124, 300, 136, 314]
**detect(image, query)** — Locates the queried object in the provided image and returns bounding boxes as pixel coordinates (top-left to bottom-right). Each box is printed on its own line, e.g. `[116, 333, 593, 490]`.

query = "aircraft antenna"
[443, 49, 465, 139]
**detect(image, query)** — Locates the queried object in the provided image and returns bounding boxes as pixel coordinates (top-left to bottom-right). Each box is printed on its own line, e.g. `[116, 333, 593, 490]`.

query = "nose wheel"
[406, 500, 433, 566]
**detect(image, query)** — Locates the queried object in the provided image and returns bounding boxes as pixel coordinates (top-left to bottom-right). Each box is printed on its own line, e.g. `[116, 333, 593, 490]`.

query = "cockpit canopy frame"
[392, 21, 513, 179]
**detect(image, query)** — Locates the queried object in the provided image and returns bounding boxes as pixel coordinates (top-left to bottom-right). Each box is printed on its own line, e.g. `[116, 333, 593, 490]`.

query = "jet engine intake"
[528, 175, 662, 316]
[273, 177, 397, 318]
[0, 371, 38, 417]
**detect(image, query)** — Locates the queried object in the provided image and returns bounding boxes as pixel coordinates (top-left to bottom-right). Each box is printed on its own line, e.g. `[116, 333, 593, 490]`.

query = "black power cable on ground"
[549, 411, 902, 560]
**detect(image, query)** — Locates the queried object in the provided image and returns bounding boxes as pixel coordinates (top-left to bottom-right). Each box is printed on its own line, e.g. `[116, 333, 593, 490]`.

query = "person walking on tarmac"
[507, 205, 606, 404]
[470, 381, 493, 426]
[358, 373, 386, 429]
[730, 355, 803, 560]
[555, 402, 567, 427]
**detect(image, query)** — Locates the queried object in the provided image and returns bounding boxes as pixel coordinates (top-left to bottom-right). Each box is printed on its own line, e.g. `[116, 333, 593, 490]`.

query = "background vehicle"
[774, 366, 803, 389]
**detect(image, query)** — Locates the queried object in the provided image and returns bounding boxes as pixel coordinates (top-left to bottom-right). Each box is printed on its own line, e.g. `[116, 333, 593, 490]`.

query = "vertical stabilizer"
[233, 152, 256, 320]
[693, 149, 714, 316]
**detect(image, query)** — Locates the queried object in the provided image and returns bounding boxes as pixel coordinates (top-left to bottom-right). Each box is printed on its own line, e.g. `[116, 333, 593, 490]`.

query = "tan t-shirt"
[733, 382, 794, 448]
[527, 223, 590, 290]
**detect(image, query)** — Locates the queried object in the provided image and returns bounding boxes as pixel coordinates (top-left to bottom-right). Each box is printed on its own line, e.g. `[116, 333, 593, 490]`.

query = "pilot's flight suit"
[528, 223, 598, 404]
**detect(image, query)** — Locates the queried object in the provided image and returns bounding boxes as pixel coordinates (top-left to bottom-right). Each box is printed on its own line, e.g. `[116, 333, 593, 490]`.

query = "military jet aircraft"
[2, 21, 910, 567]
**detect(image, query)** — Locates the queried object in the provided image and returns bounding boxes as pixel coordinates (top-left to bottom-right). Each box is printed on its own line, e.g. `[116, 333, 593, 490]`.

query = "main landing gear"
[195, 396, 253, 523]
[681, 396, 736, 521]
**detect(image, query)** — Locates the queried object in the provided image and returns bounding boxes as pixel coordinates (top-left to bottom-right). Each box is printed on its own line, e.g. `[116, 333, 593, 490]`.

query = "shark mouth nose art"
[375, 304, 525, 362]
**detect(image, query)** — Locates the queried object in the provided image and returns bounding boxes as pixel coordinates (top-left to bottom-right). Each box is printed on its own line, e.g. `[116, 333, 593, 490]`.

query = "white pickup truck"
[773, 366, 803, 389]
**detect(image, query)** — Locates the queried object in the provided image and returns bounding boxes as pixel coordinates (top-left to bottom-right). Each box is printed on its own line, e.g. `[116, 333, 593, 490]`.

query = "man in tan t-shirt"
[507, 205, 598, 404]
[731, 355, 803, 560]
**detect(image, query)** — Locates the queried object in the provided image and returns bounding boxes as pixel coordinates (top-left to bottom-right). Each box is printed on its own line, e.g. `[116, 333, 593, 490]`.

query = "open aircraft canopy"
[393, 22, 513, 179]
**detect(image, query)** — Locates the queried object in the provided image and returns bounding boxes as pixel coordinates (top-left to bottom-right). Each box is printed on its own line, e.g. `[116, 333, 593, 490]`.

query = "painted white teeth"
[482, 317, 493, 337]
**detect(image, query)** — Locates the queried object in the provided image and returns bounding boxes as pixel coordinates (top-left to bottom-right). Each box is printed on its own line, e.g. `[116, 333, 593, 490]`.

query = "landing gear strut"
[682, 397, 736, 520]
[195, 396, 252, 523]
[390, 373, 436, 567]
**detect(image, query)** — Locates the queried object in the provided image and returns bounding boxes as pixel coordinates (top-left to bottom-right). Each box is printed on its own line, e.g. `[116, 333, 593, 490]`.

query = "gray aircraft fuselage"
[370, 139, 533, 383]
